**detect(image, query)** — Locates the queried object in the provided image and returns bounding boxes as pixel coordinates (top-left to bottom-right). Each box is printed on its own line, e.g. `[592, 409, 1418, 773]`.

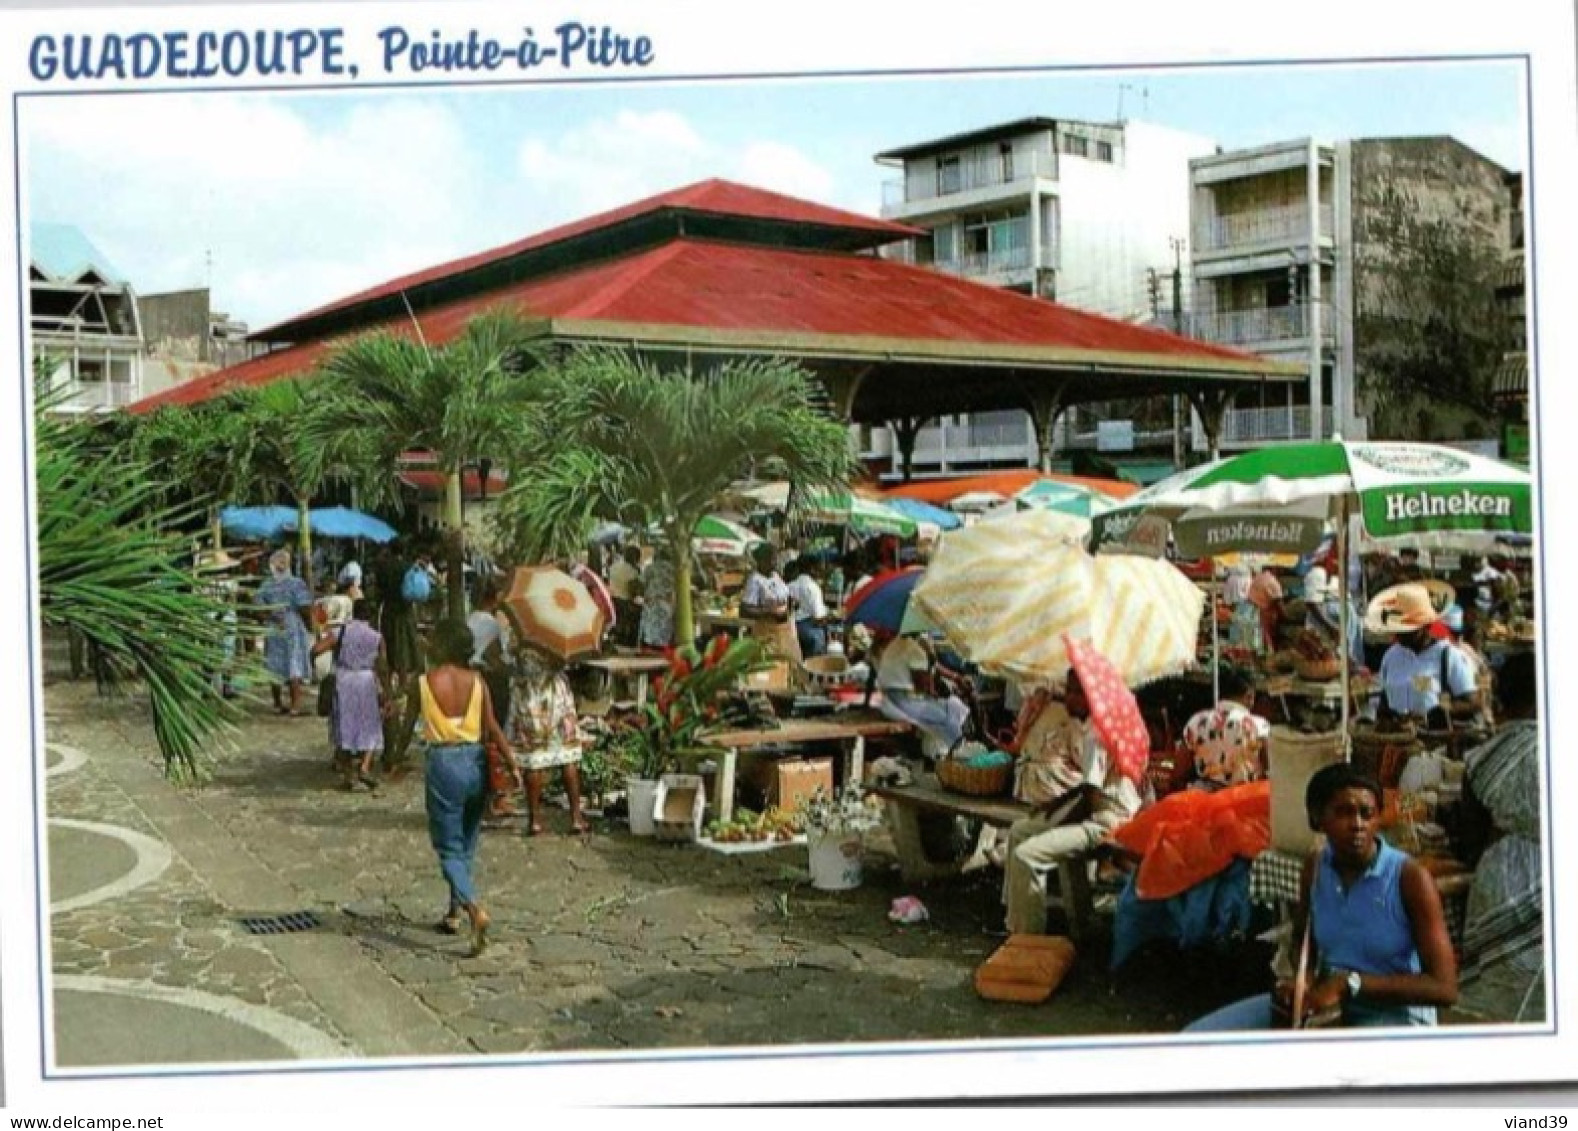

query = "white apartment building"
[29, 222, 145, 413]
[1190, 135, 1514, 449]
[869, 117, 1217, 478]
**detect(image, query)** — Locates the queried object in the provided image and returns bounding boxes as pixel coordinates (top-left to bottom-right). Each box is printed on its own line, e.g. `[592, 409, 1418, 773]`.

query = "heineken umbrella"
[1092, 441, 1531, 553]
[692, 515, 764, 558]
[1090, 439, 1533, 732]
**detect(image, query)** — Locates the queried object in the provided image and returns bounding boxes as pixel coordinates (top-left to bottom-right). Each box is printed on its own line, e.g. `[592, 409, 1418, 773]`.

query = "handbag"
[1272, 853, 1345, 1030]
[315, 625, 347, 718]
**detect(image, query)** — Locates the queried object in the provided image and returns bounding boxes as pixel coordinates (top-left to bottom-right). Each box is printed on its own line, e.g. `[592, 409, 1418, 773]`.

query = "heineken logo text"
[1384, 490, 1512, 522]
[1204, 520, 1306, 547]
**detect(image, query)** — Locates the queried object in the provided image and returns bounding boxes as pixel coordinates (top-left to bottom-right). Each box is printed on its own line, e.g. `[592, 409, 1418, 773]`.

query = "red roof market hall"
[131, 178, 1298, 468]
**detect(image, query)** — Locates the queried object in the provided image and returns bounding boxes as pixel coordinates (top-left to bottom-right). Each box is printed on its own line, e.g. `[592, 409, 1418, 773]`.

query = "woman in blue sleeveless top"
[1186, 762, 1458, 1031]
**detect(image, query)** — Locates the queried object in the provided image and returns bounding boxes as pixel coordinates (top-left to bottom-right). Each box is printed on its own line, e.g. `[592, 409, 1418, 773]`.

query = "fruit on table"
[704, 805, 803, 843]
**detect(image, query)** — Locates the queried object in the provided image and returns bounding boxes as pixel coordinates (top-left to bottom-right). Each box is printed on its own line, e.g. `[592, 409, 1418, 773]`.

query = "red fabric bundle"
[1108, 781, 1271, 900]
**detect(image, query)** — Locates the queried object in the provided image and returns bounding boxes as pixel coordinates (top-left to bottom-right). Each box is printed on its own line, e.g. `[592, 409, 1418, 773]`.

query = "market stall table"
[581, 654, 670, 710]
[698, 711, 914, 822]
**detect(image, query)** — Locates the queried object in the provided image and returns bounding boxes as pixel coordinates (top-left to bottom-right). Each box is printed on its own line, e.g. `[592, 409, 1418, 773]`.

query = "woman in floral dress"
[508, 642, 587, 836]
[256, 549, 314, 716]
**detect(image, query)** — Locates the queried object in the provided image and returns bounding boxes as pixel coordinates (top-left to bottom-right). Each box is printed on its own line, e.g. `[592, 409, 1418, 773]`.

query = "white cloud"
[24, 93, 486, 327]
[24, 97, 849, 329]
[512, 109, 844, 226]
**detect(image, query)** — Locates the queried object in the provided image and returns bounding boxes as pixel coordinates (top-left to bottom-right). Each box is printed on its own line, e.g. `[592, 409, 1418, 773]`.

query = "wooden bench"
[872, 777, 1098, 940]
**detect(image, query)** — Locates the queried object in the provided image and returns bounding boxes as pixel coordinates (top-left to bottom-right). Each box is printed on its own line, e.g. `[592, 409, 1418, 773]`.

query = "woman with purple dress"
[316, 598, 389, 791]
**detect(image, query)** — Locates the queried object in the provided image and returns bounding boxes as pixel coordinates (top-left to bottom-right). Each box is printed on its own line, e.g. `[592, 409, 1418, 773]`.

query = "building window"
[933, 224, 958, 265]
[1000, 142, 1015, 181]
[937, 155, 961, 196]
[1061, 133, 1088, 158]
[1095, 140, 1113, 163]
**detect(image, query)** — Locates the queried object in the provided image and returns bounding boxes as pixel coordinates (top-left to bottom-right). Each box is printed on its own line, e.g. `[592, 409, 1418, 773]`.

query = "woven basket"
[1294, 656, 1342, 682]
[937, 756, 1014, 798]
[1350, 722, 1420, 789]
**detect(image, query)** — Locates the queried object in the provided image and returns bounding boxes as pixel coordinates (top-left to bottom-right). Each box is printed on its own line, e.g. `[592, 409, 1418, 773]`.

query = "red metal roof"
[256, 178, 923, 341]
[134, 237, 1276, 413]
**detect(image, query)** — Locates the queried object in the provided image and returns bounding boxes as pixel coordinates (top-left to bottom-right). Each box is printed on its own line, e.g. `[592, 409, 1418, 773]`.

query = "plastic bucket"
[808, 832, 863, 891]
[627, 778, 659, 838]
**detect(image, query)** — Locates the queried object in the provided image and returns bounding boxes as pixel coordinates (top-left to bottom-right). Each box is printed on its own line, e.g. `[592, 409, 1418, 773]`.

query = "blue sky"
[23, 56, 1525, 330]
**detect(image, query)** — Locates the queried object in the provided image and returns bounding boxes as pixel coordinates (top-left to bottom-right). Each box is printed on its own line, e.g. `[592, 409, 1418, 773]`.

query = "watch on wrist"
[1344, 970, 1363, 1000]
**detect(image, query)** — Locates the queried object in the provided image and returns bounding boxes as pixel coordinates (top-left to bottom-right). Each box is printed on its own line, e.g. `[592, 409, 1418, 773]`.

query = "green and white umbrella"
[1090, 439, 1534, 733]
[1092, 440, 1532, 557]
[742, 482, 919, 539]
[692, 515, 764, 558]
[1015, 478, 1121, 519]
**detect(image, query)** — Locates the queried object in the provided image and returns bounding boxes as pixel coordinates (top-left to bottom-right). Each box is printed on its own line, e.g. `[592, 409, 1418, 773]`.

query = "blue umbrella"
[293, 506, 398, 543]
[219, 505, 296, 541]
[884, 496, 963, 532]
[844, 567, 932, 635]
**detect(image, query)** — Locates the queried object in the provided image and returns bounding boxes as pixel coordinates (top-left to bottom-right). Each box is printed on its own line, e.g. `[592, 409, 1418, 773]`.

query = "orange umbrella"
[502, 566, 607, 661]
[1064, 635, 1150, 786]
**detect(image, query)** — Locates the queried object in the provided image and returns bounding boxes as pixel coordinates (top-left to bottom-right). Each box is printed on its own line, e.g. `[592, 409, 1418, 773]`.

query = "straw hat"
[1365, 582, 1448, 635]
[195, 548, 240, 573]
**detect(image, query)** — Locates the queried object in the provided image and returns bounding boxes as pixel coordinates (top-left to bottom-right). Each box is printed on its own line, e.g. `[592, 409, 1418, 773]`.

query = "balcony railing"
[1195, 203, 1335, 252]
[936, 244, 1036, 277]
[1192, 302, 1337, 346]
[52, 380, 140, 412]
[1218, 405, 1336, 445]
[882, 149, 1058, 208]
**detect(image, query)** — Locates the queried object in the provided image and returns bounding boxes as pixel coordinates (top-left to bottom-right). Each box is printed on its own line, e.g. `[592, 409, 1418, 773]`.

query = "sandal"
[467, 907, 491, 956]
[437, 912, 463, 935]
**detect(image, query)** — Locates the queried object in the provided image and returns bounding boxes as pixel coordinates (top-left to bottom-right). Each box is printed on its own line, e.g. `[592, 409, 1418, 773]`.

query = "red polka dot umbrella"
[502, 566, 607, 661]
[1063, 634, 1150, 786]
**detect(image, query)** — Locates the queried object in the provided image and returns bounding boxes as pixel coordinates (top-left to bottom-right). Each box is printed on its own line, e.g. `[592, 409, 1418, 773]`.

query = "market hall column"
[1186, 387, 1238, 463]
[817, 364, 874, 424]
[887, 416, 935, 483]
[1026, 382, 1071, 476]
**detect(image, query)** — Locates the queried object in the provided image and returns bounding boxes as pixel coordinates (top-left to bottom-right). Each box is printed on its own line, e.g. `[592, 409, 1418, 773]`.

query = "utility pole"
[1146, 267, 1161, 320]
[1170, 236, 1186, 469]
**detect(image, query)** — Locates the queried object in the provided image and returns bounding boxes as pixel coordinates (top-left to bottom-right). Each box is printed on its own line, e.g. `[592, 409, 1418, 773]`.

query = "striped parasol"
[912, 508, 1201, 689]
[501, 566, 607, 661]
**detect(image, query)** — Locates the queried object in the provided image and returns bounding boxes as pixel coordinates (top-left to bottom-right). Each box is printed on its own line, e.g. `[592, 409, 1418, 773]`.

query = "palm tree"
[131, 398, 260, 549]
[494, 349, 855, 647]
[301, 309, 548, 617]
[35, 365, 252, 779]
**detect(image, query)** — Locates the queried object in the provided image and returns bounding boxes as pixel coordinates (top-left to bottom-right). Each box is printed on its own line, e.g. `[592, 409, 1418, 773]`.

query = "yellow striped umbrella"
[912, 509, 1202, 689]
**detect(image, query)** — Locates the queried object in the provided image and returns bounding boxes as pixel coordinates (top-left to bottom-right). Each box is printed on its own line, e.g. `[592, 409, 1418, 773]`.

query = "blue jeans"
[1184, 992, 1436, 1032]
[425, 742, 486, 909]
[796, 620, 827, 659]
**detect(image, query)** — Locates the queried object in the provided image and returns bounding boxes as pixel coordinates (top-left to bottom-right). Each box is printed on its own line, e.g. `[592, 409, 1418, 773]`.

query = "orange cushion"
[974, 935, 1077, 1004]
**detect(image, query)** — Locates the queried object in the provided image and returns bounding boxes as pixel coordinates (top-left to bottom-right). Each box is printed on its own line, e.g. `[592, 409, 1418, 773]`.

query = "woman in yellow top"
[401, 618, 511, 954]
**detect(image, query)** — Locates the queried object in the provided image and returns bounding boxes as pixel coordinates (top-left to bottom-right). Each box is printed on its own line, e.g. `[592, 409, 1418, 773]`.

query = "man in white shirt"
[873, 630, 970, 757]
[786, 557, 830, 659]
[1002, 668, 1144, 935]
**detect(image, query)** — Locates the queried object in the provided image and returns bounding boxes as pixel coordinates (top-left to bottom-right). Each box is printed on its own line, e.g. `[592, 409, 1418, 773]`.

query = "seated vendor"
[871, 627, 970, 758]
[1368, 583, 1480, 729]
[1182, 666, 1270, 791]
[1001, 668, 1144, 936]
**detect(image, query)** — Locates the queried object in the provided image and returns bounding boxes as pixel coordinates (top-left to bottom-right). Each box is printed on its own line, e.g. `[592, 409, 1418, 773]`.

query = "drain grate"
[237, 911, 323, 936]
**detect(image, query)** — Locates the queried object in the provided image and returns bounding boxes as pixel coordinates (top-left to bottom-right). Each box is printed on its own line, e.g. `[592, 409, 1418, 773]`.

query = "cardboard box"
[772, 758, 833, 818]
[742, 661, 791, 693]
[653, 774, 706, 842]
